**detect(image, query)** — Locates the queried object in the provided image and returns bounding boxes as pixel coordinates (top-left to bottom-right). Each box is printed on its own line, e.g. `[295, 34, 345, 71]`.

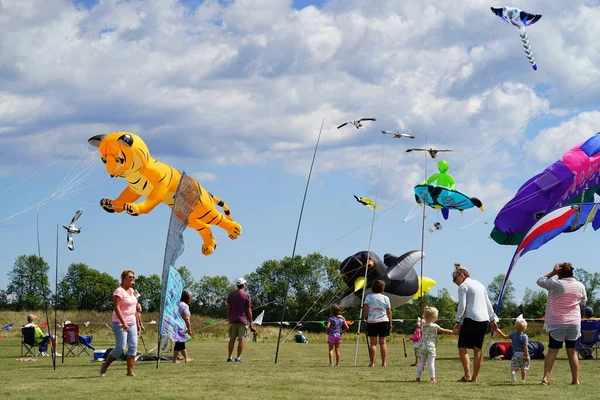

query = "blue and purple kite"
[491, 132, 600, 245]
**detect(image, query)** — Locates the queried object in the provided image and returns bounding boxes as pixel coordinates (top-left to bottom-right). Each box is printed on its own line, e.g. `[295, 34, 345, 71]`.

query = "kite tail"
[495, 249, 520, 315]
[518, 27, 537, 70]
[209, 193, 233, 221]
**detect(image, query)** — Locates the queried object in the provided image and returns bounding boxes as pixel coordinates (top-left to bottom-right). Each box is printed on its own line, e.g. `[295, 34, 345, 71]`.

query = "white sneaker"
[54, 352, 62, 357]
[39, 352, 49, 357]
[511, 373, 517, 383]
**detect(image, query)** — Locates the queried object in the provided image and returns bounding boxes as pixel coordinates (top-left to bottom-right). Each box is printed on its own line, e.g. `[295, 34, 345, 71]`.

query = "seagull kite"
[491, 6, 542, 70]
[406, 148, 453, 159]
[337, 118, 377, 129]
[63, 209, 82, 251]
[381, 131, 415, 139]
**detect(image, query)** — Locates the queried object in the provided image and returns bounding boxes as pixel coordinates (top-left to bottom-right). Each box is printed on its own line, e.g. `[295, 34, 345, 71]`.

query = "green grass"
[2, 334, 600, 400]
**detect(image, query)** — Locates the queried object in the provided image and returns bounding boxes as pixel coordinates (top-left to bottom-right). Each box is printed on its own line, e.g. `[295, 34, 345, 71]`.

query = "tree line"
[3, 253, 600, 333]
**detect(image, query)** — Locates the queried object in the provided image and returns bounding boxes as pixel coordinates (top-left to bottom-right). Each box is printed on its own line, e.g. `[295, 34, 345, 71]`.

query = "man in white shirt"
[452, 264, 498, 383]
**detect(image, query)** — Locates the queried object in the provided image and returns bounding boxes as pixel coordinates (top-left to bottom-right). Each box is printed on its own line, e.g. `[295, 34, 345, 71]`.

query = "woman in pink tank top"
[100, 269, 141, 377]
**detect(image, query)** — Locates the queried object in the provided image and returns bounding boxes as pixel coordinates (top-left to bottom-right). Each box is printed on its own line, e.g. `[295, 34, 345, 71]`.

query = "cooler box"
[94, 350, 106, 361]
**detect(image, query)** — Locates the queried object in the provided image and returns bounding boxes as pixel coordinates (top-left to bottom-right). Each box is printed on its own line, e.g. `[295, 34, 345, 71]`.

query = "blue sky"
[1, 0, 599, 310]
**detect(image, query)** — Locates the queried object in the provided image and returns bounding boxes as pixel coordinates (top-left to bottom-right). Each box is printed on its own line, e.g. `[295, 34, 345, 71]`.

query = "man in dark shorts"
[452, 264, 498, 382]
[227, 277, 253, 363]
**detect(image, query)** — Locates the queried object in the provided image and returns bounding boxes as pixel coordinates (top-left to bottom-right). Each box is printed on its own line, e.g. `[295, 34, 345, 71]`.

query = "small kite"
[62, 209, 82, 251]
[414, 160, 483, 220]
[491, 6, 542, 70]
[253, 310, 265, 326]
[406, 148, 453, 159]
[381, 131, 415, 139]
[428, 222, 442, 233]
[339, 250, 436, 308]
[337, 118, 377, 129]
[353, 195, 383, 210]
[2, 323, 14, 330]
[495, 202, 600, 313]
[491, 132, 600, 245]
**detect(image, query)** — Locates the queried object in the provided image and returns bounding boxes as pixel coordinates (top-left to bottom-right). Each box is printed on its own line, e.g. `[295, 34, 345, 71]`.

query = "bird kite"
[337, 118, 377, 129]
[491, 6, 542, 70]
[354, 195, 383, 210]
[495, 202, 600, 313]
[381, 131, 415, 139]
[491, 132, 600, 245]
[63, 209, 82, 251]
[406, 148, 453, 159]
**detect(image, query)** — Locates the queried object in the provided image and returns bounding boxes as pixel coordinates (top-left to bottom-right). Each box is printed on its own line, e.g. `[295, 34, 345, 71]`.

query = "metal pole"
[53, 223, 59, 370]
[274, 119, 325, 364]
[353, 147, 385, 366]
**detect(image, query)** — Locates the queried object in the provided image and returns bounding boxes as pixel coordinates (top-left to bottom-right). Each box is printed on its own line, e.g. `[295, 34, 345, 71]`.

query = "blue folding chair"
[577, 320, 600, 359]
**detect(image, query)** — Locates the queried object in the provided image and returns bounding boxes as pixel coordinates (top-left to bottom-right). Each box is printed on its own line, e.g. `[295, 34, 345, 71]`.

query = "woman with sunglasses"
[452, 263, 497, 383]
[100, 269, 140, 377]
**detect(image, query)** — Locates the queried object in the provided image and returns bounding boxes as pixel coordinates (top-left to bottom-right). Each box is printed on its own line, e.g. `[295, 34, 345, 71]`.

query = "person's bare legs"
[228, 337, 236, 359]
[458, 347, 471, 380]
[328, 343, 334, 365]
[106, 354, 117, 368]
[471, 347, 482, 382]
[368, 336, 377, 366]
[521, 368, 527, 381]
[181, 349, 193, 363]
[173, 350, 180, 363]
[335, 343, 341, 365]
[236, 338, 245, 358]
[379, 337, 387, 366]
[566, 348, 580, 384]
[126, 355, 135, 375]
[542, 348, 559, 384]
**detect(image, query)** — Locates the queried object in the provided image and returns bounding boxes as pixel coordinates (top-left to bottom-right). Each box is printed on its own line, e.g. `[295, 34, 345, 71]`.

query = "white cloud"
[191, 171, 217, 182]
[0, 0, 597, 206]
[527, 111, 600, 162]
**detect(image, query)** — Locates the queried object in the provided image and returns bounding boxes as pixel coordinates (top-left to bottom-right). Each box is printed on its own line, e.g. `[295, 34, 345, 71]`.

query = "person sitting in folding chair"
[24, 314, 60, 357]
[577, 307, 600, 360]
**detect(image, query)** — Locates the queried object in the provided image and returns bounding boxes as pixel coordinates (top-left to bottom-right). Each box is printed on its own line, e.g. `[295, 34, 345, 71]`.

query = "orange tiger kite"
[88, 132, 241, 255]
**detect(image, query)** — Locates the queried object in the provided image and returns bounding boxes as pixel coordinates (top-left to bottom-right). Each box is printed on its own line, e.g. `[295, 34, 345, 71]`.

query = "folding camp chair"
[577, 320, 600, 360]
[21, 327, 38, 357]
[62, 323, 90, 362]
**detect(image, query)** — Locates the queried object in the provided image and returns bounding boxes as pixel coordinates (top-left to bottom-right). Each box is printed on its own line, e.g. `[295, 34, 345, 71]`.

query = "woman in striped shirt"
[537, 262, 587, 385]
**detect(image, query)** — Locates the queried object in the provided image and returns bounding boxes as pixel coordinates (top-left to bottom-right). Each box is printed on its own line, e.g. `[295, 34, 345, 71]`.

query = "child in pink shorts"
[327, 304, 350, 366]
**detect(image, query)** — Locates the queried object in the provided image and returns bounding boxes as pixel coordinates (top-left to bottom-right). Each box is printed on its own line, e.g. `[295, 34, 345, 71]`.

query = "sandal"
[541, 380, 549, 385]
[457, 377, 471, 382]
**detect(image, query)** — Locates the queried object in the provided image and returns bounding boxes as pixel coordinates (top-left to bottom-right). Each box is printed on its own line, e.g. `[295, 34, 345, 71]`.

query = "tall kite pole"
[37, 207, 53, 369]
[53, 223, 59, 370]
[274, 119, 324, 364]
[353, 147, 386, 366]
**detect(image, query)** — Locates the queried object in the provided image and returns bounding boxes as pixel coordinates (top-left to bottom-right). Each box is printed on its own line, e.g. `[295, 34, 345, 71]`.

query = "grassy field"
[2, 327, 600, 399]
